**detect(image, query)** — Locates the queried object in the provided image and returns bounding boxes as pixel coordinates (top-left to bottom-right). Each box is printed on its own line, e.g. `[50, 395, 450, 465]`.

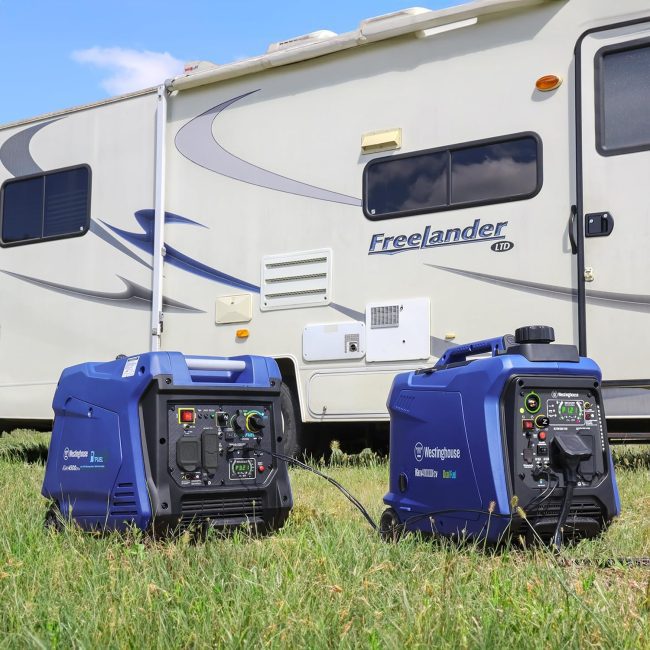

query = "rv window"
[596, 40, 650, 156]
[450, 138, 538, 204]
[1, 166, 90, 246]
[363, 133, 541, 219]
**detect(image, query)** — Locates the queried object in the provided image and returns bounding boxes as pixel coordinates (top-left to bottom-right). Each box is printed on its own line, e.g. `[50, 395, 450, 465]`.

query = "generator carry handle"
[185, 357, 247, 372]
[434, 336, 510, 369]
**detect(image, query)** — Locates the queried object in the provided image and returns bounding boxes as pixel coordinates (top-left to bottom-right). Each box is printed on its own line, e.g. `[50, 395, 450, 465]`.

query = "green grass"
[0, 432, 648, 648]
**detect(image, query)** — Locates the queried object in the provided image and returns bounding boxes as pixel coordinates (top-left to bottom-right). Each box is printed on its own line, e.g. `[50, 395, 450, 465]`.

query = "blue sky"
[0, 0, 457, 124]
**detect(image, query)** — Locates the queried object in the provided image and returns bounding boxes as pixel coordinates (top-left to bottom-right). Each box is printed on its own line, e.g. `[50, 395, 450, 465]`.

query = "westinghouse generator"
[382, 326, 620, 546]
[42, 352, 292, 535]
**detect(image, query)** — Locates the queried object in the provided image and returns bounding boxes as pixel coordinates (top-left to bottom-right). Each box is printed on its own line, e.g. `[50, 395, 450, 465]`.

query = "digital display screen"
[547, 399, 584, 425]
[229, 458, 255, 479]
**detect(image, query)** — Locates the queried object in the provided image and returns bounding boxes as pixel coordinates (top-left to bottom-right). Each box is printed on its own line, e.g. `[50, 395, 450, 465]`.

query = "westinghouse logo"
[414, 443, 461, 462]
[63, 447, 89, 461]
[552, 391, 580, 398]
[369, 219, 508, 256]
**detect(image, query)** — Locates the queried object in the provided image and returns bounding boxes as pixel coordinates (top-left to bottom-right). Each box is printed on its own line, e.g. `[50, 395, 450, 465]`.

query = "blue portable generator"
[382, 326, 620, 546]
[42, 352, 293, 535]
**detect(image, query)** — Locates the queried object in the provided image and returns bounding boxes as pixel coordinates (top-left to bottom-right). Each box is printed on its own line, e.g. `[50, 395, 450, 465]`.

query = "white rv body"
[2, 0, 650, 437]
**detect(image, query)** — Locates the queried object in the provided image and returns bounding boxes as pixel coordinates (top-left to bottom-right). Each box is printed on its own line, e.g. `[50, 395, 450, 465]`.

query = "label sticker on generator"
[122, 356, 140, 378]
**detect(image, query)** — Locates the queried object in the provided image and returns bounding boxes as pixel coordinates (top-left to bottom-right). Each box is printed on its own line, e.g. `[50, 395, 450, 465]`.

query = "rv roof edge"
[167, 0, 554, 93]
[0, 86, 158, 132]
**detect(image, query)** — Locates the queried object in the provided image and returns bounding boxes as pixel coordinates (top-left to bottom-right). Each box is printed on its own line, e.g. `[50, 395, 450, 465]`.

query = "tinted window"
[597, 41, 650, 155]
[451, 138, 538, 204]
[1, 177, 43, 242]
[1, 166, 90, 245]
[365, 151, 448, 216]
[364, 134, 541, 219]
[43, 168, 89, 237]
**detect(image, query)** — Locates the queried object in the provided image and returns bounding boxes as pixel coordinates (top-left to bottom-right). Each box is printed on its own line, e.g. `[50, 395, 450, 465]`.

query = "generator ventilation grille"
[261, 249, 332, 311]
[109, 483, 137, 516]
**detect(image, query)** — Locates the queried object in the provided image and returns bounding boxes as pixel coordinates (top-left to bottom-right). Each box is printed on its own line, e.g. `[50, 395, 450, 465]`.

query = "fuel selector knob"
[535, 414, 550, 428]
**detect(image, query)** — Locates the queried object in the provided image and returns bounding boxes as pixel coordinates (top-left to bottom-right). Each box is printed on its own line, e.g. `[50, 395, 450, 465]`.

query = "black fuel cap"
[515, 325, 555, 344]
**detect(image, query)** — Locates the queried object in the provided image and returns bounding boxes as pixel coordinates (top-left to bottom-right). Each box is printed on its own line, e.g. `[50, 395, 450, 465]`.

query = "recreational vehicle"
[2, 0, 650, 453]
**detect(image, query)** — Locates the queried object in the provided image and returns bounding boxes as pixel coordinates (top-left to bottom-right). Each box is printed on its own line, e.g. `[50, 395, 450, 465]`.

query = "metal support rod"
[150, 84, 167, 351]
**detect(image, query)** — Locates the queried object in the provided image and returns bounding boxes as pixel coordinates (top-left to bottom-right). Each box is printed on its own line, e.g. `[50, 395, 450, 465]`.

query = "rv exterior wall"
[2, 0, 650, 425]
[163, 0, 575, 420]
[0, 94, 157, 418]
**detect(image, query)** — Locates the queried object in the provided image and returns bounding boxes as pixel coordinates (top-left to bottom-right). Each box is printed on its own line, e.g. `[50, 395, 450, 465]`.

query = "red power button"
[179, 408, 195, 424]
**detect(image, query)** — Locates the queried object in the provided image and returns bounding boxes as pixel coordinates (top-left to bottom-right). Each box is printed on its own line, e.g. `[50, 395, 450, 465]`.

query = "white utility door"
[580, 22, 650, 381]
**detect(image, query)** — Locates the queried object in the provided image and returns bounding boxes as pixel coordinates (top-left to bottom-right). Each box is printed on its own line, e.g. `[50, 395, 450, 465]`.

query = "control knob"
[246, 413, 265, 433]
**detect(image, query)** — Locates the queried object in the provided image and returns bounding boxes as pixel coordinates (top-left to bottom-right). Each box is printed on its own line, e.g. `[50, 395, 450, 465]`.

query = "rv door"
[578, 20, 650, 392]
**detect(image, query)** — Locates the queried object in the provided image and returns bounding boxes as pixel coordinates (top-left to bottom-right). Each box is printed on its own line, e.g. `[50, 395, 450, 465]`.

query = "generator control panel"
[504, 377, 607, 495]
[167, 403, 275, 488]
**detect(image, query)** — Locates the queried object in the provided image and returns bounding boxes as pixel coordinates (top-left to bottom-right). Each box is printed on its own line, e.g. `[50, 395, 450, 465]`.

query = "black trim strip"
[602, 380, 650, 389]
[574, 16, 650, 357]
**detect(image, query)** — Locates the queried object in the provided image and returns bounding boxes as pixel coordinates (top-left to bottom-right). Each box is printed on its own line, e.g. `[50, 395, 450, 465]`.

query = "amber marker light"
[535, 74, 562, 91]
[236, 329, 250, 339]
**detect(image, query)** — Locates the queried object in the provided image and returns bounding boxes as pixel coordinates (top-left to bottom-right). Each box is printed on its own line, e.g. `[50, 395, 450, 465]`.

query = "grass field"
[0, 431, 648, 648]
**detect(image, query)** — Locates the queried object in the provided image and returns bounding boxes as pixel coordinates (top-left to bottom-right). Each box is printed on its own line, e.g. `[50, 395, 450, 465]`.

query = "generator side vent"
[261, 249, 332, 311]
[393, 393, 415, 414]
[528, 499, 603, 520]
[181, 495, 263, 523]
[110, 483, 137, 515]
[371, 304, 400, 329]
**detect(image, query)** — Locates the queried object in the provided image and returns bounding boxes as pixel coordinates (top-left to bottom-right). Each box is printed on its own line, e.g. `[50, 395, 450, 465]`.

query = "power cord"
[270, 451, 379, 531]
[268, 451, 650, 566]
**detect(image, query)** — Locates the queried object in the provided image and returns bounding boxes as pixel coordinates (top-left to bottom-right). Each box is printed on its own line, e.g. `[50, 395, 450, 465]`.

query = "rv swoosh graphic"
[175, 90, 361, 206]
[0, 119, 61, 177]
[104, 209, 260, 293]
[0, 270, 203, 313]
[428, 264, 650, 313]
[89, 220, 153, 270]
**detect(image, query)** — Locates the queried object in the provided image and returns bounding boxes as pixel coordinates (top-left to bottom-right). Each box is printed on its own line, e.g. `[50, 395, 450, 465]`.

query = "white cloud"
[71, 47, 184, 95]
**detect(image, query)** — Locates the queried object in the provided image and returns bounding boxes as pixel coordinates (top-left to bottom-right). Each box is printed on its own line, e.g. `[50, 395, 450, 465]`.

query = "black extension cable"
[267, 451, 650, 567]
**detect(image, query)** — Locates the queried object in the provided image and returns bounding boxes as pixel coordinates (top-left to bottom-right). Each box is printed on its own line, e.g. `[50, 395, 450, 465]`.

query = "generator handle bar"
[434, 336, 506, 369]
[185, 357, 247, 372]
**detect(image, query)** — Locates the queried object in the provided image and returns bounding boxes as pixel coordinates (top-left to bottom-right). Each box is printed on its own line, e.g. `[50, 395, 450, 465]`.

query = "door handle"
[569, 205, 578, 254]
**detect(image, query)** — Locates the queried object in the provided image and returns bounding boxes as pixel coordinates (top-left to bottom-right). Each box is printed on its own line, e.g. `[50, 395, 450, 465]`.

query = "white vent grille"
[261, 249, 332, 311]
[371, 305, 400, 329]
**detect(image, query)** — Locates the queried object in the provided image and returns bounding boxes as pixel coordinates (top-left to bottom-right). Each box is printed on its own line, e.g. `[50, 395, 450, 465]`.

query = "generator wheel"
[380, 507, 404, 543]
[44, 502, 64, 532]
[280, 383, 302, 458]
